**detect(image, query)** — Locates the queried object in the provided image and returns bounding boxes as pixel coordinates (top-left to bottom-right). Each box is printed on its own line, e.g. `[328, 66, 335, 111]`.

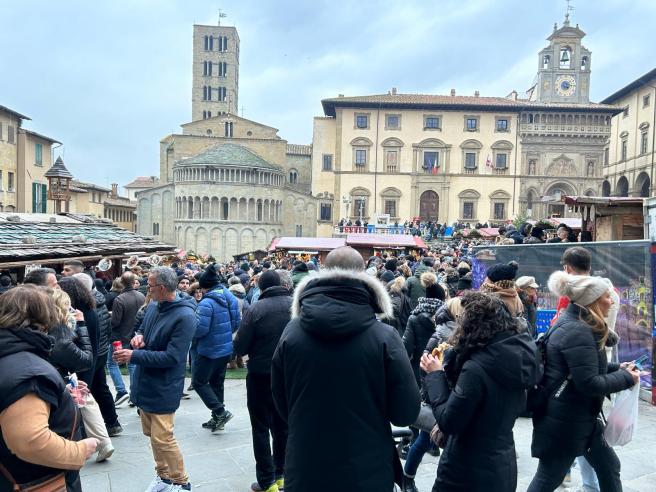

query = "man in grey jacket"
[406, 258, 434, 309]
[108, 272, 145, 405]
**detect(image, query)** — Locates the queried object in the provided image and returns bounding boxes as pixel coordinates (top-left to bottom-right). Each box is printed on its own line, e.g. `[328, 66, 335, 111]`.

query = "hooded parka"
[272, 268, 420, 492]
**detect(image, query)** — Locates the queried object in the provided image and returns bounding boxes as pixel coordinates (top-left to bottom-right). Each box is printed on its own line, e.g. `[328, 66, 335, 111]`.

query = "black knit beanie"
[199, 263, 221, 289]
[385, 259, 398, 271]
[258, 270, 281, 291]
[486, 261, 519, 283]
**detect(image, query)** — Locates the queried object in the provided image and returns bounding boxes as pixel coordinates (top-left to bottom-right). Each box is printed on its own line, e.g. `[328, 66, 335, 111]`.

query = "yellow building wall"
[0, 113, 20, 211]
[16, 132, 54, 213]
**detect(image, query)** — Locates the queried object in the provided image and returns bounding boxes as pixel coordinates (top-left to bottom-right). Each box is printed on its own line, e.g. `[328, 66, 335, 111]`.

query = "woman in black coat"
[386, 276, 412, 337]
[403, 272, 445, 387]
[421, 292, 539, 492]
[527, 272, 640, 492]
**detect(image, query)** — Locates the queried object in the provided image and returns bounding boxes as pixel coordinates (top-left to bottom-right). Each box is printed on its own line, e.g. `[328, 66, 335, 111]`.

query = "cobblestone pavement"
[81, 379, 656, 491]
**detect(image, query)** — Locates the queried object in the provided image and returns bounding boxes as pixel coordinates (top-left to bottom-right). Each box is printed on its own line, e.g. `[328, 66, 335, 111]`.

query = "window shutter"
[41, 183, 48, 212]
[32, 183, 37, 212]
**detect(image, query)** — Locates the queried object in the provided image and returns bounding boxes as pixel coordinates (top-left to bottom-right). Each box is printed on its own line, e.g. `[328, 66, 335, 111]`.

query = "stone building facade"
[600, 67, 656, 198]
[136, 114, 315, 260]
[192, 24, 239, 122]
[312, 17, 620, 236]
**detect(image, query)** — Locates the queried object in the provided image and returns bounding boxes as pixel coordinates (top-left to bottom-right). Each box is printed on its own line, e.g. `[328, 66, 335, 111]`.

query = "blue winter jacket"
[195, 286, 241, 359]
[130, 295, 196, 414]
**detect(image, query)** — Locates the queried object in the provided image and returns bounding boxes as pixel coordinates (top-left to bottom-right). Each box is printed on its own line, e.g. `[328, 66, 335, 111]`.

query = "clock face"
[555, 75, 577, 97]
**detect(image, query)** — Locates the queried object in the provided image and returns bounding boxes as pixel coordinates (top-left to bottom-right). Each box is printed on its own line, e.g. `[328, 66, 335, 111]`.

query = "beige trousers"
[79, 394, 111, 448]
[140, 411, 188, 485]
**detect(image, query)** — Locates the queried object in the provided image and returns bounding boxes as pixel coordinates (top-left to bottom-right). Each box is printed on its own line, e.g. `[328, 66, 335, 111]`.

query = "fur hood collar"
[292, 268, 393, 319]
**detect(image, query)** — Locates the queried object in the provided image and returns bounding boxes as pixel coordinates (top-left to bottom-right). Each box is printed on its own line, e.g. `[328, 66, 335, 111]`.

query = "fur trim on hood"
[292, 268, 393, 319]
[228, 283, 246, 295]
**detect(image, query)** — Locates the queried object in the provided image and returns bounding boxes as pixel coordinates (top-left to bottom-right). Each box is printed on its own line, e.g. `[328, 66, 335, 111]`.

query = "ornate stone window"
[354, 112, 370, 130]
[385, 114, 401, 130]
[380, 187, 402, 219]
[620, 131, 629, 161]
[423, 114, 441, 130]
[350, 187, 371, 220]
[495, 116, 511, 132]
[382, 138, 404, 173]
[640, 123, 650, 155]
[491, 140, 513, 174]
[464, 115, 480, 132]
[350, 137, 373, 171]
[460, 139, 482, 174]
[489, 190, 511, 221]
[414, 138, 450, 174]
[458, 189, 480, 221]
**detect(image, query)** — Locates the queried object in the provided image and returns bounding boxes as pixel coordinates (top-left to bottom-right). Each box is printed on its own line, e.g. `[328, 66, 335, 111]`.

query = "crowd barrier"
[472, 240, 655, 405]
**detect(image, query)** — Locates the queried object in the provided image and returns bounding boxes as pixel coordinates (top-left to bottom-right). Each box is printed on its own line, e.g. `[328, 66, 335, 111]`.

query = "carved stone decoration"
[546, 155, 577, 176]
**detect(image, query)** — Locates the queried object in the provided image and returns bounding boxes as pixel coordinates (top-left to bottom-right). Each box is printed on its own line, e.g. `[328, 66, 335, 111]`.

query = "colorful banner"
[472, 241, 654, 403]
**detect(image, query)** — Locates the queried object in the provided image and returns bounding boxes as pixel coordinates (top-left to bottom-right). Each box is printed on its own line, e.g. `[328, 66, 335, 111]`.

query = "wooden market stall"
[0, 212, 176, 281]
[270, 237, 346, 263]
[563, 196, 644, 241]
[344, 233, 428, 259]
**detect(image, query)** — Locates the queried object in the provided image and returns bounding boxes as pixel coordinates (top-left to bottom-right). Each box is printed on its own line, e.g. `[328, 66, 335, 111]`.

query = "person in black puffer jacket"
[403, 272, 446, 388]
[527, 272, 640, 492]
[421, 292, 539, 492]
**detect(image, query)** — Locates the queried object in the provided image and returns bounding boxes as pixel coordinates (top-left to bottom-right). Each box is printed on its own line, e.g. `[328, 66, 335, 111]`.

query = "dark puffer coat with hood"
[403, 297, 444, 387]
[531, 303, 634, 459]
[272, 268, 420, 492]
[424, 330, 538, 492]
[94, 290, 111, 358]
[406, 263, 430, 308]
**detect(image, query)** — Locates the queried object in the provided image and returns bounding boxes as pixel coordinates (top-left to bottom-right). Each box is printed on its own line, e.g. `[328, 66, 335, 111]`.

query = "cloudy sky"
[2, 0, 654, 188]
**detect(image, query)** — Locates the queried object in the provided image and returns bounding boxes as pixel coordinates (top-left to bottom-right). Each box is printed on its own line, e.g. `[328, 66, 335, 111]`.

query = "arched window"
[560, 47, 571, 69]
[289, 169, 298, 184]
[581, 56, 588, 71]
[542, 55, 550, 69]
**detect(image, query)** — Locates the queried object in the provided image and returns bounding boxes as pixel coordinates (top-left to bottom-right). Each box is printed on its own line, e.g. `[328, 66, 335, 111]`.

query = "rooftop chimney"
[474, 90, 480, 97]
[391, 87, 397, 95]
[111, 183, 118, 198]
[450, 89, 456, 96]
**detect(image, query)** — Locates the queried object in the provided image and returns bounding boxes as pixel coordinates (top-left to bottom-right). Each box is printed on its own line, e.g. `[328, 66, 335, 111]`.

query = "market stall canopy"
[273, 237, 346, 251]
[345, 233, 427, 249]
[0, 213, 175, 268]
[563, 196, 644, 207]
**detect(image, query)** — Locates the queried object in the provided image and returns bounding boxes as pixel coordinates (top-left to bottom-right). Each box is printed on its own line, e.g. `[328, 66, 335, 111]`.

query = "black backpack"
[525, 324, 569, 413]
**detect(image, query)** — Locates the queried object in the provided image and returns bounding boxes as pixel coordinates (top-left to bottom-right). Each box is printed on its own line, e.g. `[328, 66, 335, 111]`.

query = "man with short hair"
[177, 276, 190, 293]
[113, 267, 196, 492]
[23, 267, 58, 289]
[235, 271, 291, 492]
[109, 271, 145, 405]
[62, 260, 84, 277]
[272, 246, 420, 492]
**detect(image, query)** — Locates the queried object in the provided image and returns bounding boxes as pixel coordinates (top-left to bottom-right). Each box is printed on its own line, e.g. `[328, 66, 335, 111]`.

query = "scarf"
[480, 279, 524, 317]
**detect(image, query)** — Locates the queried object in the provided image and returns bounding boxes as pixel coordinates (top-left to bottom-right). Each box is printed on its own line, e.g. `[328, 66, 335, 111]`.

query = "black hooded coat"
[272, 269, 420, 492]
[424, 330, 538, 492]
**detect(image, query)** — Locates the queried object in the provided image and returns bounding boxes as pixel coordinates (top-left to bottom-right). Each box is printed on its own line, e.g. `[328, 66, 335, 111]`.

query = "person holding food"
[420, 292, 538, 492]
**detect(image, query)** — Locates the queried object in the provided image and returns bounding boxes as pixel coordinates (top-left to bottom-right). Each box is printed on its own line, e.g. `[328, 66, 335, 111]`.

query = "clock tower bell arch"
[532, 14, 591, 104]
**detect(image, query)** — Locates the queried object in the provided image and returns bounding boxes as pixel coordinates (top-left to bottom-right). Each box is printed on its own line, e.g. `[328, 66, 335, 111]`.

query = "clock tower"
[532, 14, 591, 104]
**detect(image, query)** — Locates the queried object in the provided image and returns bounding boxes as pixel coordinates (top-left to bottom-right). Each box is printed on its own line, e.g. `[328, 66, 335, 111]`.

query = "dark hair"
[561, 246, 591, 273]
[23, 268, 56, 287]
[58, 277, 96, 311]
[121, 272, 137, 290]
[63, 260, 84, 269]
[422, 257, 434, 267]
[450, 292, 521, 354]
[93, 278, 108, 295]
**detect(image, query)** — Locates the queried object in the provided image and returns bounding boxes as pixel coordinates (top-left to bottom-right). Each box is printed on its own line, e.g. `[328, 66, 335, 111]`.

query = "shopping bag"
[604, 383, 640, 446]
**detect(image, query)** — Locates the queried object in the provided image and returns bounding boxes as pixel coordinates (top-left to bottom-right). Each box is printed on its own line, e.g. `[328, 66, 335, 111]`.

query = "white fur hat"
[548, 271, 609, 306]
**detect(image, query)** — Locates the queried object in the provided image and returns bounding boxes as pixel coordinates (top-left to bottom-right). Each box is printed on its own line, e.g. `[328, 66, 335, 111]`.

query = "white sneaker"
[96, 443, 114, 463]
[144, 476, 174, 492]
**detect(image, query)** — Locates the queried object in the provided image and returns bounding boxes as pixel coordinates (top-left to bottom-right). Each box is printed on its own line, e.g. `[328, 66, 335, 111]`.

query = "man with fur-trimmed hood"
[272, 246, 420, 492]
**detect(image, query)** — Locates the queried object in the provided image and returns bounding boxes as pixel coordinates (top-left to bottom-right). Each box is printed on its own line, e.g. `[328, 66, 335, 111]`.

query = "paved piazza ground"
[81, 378, 656, 491]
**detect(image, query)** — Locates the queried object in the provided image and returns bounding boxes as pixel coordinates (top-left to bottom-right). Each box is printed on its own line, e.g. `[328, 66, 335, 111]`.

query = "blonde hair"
[580, 297, 610, 350]
[446, 297, 464, 318]
[51, 289, 75, 329]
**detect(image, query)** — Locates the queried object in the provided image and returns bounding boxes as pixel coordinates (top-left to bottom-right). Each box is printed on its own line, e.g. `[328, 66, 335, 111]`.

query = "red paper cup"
[112, 341, 122, 351]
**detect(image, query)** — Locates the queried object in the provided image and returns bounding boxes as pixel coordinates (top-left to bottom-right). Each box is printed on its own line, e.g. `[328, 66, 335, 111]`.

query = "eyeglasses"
[147, 283, 164, 290]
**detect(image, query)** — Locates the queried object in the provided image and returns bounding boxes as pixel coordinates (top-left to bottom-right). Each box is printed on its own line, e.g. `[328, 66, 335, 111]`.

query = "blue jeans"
[404, 430, 431, 476]
[107, 343, 135, 395]
[577, 456, 600, 491]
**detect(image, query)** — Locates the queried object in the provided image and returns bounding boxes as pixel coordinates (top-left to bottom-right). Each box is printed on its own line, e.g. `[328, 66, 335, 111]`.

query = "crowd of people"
[0, 243, 644, 492]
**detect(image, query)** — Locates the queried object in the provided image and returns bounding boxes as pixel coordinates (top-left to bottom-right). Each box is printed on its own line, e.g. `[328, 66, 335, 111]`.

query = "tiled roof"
[321, 93, 620, 116]
[286, 144, 312, 156]
[124, 176, 159, 188]
[175, 143, 282, 171]
[104, 197, 136, 208]
[0, 104, 30, 121]
[44, 157, 74, 179]
[20, 128, 61, 144]
[346, 233, 423, 248]
[0, 214, 174, 265]
[70, 180, 111, 192]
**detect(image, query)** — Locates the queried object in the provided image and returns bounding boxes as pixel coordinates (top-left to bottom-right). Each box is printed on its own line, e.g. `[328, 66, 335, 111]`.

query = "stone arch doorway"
[419, 190, 439, 221]
[616, 176, 629, 197]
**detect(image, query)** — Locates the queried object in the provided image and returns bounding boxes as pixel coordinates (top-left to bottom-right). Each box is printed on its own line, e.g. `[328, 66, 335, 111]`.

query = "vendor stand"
[563, 196, 644, 241]
[270, 237, 346, 263]
[0, 212, 175, 281]
[345, 233, 427, 259]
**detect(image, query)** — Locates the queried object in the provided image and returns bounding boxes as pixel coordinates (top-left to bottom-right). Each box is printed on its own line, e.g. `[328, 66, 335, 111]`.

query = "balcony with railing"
[519, 123, 612, 136]
[493, 167, 508, 175]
